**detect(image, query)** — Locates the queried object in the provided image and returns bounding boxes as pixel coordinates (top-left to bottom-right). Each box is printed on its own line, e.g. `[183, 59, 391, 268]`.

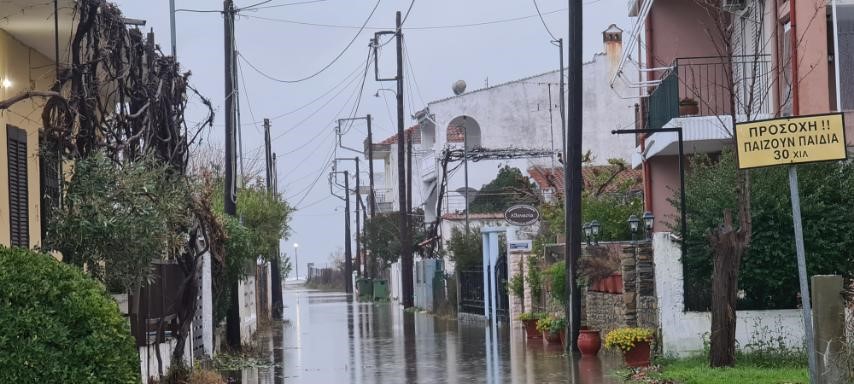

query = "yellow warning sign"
[736, 113, 847, 169]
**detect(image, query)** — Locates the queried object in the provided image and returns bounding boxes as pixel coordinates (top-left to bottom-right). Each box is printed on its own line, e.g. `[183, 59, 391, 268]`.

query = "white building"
[370, 25, 637, 268]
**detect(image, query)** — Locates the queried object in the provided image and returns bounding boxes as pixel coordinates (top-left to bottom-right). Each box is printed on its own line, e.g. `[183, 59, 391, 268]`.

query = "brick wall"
[585, 291, 626, 336]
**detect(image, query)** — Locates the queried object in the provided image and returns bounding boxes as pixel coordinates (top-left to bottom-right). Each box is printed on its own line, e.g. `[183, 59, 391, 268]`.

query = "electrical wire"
[236, 55, 263, 135]
[402, 38, 426, 107]
[246, 0, 328, 10]
[532, 0, 558, 41]
[238, 0, 381, 83]
[243, 7, 567, 30]
[401, 0, 415, 26]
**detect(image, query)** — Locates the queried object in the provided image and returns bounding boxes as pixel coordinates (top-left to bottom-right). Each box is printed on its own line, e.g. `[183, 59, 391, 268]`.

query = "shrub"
[0, 247, 139, 383]
[508, 271, 525, 300]
[547, 261, 567, 305]
[604, 327, 654, 352]
[536, 315, 566, 334]
[518, 312, 546, 321]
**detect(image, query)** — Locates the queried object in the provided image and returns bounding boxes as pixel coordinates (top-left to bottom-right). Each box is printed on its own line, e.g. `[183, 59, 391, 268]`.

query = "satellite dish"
[452, 80, 467, 95]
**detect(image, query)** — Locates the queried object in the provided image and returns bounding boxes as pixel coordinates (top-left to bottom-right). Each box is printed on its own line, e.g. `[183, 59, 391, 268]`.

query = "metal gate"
[495, 255, 509, 321]
[459, 268, 484, 315]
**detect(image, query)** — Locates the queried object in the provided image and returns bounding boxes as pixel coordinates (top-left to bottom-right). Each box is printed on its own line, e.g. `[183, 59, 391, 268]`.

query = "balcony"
[419, 151, 437, 182]
[646, 55, 771, 132]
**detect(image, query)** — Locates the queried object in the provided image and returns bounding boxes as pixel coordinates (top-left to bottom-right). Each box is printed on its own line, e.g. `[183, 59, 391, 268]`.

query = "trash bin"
[356, 278, 373, 299]
[373, 279, 389, 301]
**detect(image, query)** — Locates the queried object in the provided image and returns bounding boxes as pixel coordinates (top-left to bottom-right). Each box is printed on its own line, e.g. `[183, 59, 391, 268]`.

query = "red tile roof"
[378, 125, 421, 145]
[527, 166, 642, 196]
[447, 126, 465, 143]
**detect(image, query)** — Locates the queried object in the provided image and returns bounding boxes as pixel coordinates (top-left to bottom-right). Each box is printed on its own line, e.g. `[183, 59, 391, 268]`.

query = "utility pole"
[344, 170, 353, 294]
[557, 38, 567, 159]
[373, 11, 411, 307]
[355, 157, 361, 277]
[564, 0, 583, 353]
[407, 134, 413, 220]
[395, 11, 413, 309]
[367, 115, 376, 278]
[264, 119, 284, 319]
[223, 0, 240, 350]
[169, 0, 177, 57]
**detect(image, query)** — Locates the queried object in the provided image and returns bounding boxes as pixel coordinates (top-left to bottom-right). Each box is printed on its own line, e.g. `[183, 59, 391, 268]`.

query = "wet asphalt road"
[227, 285, 621, 384]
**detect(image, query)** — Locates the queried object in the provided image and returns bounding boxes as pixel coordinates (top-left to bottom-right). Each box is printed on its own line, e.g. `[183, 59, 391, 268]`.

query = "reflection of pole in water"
[273, 324, 284, 384]
[403, 312, 417, 383]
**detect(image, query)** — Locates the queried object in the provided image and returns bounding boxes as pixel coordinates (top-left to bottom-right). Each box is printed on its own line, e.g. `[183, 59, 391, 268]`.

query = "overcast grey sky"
[113, 0, 633, 275]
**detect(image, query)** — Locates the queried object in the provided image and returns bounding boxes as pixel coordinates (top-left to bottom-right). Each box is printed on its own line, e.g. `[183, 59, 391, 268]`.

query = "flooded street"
[229, 284, 622, 384]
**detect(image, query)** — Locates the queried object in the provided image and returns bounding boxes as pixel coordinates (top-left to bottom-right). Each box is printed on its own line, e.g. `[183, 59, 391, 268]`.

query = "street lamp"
[293, 243, 299, 280]
[583, 222, 592, 246]
[590, 220, 601, 246]
[628, 214, 640, 243]
[642, 211, 655, 240]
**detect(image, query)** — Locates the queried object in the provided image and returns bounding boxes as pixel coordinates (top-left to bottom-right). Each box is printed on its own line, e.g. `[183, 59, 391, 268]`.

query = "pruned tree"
[663, 0, 825, 367]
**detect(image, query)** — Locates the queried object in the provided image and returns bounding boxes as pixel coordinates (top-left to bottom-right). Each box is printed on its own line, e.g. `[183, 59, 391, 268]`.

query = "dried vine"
[40, 0, 219, 367]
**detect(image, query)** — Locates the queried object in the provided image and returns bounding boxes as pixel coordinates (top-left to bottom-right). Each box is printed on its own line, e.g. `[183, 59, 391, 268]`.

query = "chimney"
[603, 24, 623, 78]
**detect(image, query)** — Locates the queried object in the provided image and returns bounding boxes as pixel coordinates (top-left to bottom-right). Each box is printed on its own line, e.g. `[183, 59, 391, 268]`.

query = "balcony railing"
[647, 55, 771, 131]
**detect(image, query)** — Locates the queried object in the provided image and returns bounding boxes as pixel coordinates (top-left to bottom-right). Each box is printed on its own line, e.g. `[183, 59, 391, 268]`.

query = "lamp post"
[583, 222, 592, 246]
[642, 211, 655, 240]
[590, 220, 601, 246]
[628, 214, 640, 244]
[294, 243, 299, 281]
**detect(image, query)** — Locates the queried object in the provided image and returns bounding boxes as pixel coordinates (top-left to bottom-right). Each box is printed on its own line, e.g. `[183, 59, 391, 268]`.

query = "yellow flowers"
[603, 327, 654, 351]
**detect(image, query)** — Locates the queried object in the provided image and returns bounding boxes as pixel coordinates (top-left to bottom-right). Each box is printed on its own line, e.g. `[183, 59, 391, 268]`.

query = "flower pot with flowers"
[536, 315, 566, 344]
[518, 312, 545, 339]
[604, 327, 654, 367]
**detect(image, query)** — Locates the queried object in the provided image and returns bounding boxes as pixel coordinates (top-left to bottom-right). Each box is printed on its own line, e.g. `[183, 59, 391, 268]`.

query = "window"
[7, 125, 28, 247]
[39, 133, 61, 243]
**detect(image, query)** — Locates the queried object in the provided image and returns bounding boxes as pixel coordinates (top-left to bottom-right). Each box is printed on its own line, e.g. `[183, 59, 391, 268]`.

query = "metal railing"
[646, 55, 771, 131]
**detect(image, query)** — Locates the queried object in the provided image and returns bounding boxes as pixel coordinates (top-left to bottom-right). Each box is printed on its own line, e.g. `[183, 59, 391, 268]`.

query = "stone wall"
[585, 291, 626, 336]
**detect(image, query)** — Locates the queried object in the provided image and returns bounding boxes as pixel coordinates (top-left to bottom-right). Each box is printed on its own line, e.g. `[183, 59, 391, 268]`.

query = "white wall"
[238, 275, 257, 344]
[653, 233, 805, 357]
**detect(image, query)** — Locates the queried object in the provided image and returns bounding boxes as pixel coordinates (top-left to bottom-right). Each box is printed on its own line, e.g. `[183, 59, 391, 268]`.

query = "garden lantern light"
[627, 214, 640, 234]
[583, 222, 592, 245]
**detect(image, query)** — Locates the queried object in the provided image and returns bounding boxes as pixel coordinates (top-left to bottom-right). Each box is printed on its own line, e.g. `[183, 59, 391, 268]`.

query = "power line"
[238, 0, 381, 83]
[247, 0, 328, 10]
[403, 38, 426, 107]
[532, 0, 558, 41]
[236, 56, 263, 135]
[401, 0, 415, 25]
[243, 7, 568, 30]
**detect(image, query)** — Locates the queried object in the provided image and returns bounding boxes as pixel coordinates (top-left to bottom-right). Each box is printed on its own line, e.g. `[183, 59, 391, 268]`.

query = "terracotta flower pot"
[577, 329, 602, 356]
[623, 341, 651, 367]
[611, 273, 623, 294]
[604, 275, 618, 293]
[522, 319, 542, 339]
[679, 103, 699, 116]
[543, 330, 561, 344]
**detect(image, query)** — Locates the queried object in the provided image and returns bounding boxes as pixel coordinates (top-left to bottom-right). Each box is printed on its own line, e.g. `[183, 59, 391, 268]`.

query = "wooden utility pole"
[355, 157, 361, 276]
[564, 0, 583, 353]
[344, 170, 353, 293]
[264, 119, 284, 318]
[223, 0, 240, 349]
[366, 114, 376, 278]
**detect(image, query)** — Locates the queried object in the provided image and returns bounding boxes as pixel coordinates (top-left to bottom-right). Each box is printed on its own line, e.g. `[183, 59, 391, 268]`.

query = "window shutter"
[8, 125, 29, 248]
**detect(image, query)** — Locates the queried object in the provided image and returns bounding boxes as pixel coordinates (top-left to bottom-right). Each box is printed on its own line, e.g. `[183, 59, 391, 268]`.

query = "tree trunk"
[708, 209, 747, 367]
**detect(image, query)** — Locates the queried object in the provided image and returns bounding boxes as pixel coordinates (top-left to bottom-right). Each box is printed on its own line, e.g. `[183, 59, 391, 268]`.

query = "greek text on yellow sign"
[735, 113, 847, 169]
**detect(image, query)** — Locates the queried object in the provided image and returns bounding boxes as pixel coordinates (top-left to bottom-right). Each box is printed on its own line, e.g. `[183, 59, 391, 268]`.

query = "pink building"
[614, 0, 854, 231]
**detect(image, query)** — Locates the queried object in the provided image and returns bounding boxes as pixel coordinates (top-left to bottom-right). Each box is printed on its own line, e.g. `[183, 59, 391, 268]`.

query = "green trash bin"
[356, 278, 373, 299]
[373, 279, 389, 301]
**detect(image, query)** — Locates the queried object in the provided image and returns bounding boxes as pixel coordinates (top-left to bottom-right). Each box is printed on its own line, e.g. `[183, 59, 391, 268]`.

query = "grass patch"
[629, 356, 807, 384]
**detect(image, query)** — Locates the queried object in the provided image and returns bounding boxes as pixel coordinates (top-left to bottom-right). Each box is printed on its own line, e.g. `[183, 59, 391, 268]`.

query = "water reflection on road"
[228, 286, 621, 384]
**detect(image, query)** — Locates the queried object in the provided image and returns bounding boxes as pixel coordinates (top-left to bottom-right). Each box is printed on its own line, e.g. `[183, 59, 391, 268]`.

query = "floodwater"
[225, 285, 621, 384]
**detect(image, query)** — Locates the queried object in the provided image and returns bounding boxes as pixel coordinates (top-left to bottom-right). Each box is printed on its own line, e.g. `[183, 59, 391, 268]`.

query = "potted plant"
[577, 328, 602, 356]
[604, 327, 654, 367]
[518, 312, 544, 339]
[536, 315, 566, 344]
[679, 97, 699, 116]
[508, 271, 525, 304]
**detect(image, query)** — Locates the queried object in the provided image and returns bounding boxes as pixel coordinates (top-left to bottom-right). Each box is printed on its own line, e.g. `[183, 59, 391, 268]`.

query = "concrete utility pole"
[564, 0, 583, 353]
[344, 170, 353, 293]
[264, 119, 284, 319]
[223, 0, 241, 350]
[557, 38, 567, 159]
[169, 0, 177, 57]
